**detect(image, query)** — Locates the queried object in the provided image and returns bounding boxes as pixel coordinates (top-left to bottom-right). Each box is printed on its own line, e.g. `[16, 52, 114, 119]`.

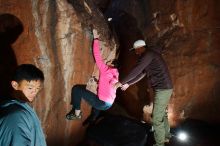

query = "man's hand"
[121, 83, 129, 91]
[93, 29, 99, 39]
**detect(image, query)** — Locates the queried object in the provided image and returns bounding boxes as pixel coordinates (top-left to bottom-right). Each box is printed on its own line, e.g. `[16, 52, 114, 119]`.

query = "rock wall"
[166, 0, 220, 125]
[0, 0, 117, 146]
[142, 0, 220, 125]
[103, 0, 220, 125]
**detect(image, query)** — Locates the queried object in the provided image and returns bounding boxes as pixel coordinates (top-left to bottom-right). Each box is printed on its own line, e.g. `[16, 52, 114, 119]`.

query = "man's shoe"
[66, 110, 82, 120]
[165, 133, 172, 143]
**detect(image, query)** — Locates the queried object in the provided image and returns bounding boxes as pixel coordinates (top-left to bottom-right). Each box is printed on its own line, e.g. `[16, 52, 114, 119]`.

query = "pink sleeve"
[93, 39, 108, 70]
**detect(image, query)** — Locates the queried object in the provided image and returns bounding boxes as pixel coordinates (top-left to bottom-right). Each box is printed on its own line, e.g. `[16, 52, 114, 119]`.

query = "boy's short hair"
[12, 64, 44, 82]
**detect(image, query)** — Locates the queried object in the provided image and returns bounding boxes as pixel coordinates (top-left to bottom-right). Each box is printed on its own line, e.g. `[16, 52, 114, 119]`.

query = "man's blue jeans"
[71, 85, 112, 118]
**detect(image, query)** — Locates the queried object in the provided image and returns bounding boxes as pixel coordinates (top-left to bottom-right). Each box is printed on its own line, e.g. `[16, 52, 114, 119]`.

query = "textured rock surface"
[0, 0, 117, 146]
[0, 0, 220, 146]
[104, 0, 220, 126]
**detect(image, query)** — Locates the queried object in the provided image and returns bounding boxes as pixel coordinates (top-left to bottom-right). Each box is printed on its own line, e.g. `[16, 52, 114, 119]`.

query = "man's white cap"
[129, 40, 146, 51]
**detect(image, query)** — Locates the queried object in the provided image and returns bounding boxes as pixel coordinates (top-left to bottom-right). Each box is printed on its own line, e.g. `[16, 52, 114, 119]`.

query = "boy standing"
[0, 64, 47, 146]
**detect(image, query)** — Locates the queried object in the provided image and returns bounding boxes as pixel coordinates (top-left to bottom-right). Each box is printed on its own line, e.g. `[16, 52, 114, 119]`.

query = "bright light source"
[108, 18, 112, 21]
[177, 132, 188, 141]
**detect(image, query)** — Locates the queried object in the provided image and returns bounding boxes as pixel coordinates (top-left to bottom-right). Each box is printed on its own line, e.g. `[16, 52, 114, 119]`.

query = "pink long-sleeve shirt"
[93, 39, 119, 104]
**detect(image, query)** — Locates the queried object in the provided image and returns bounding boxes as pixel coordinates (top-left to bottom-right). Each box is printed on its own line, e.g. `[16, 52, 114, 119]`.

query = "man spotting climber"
[115, 40, 173, 146]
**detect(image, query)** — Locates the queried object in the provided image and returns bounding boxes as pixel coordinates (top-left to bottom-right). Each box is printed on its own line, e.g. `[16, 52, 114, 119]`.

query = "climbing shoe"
[66, 109, 82, 120]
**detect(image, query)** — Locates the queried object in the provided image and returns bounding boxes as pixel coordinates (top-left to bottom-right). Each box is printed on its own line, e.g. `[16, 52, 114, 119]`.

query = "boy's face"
[11, 80, 43, 102]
